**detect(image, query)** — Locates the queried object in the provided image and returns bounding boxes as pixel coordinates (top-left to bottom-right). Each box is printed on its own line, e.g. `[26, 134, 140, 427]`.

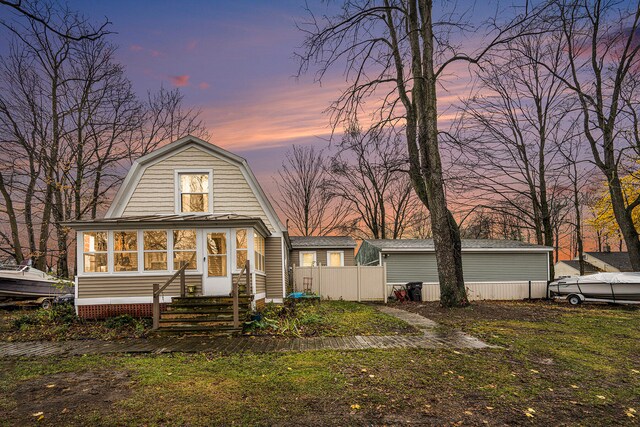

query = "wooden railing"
[232, 260, 251, 328]
[152, 261, 189, 330]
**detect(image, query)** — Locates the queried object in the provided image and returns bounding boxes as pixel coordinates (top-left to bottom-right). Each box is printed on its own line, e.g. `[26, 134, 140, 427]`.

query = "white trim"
[254, 292, 266, 300]
[174, 169, 214, 214]
[266, 298, 283, 304]
[255, 271, 267, 277]
[299, 251, 317, 267]
[76, 296, 174, 305]
[281, 237, 287, 299]
[327, 250, 345, 267]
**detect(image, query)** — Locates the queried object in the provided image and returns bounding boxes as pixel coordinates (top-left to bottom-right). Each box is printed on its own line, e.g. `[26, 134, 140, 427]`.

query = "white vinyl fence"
[293, 265, 387, 302]
[417, 281, 548, 301]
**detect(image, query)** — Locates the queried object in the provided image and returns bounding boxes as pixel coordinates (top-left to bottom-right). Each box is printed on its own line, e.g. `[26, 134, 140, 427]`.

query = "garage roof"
[290, 236, 356, 249]
[364, 239, 552, 252]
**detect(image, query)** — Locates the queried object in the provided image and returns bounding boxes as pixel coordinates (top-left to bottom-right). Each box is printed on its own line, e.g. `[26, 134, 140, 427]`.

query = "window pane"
[84, 253, 107, 272]
[302, 253, 315, 267]
[144, 231, 167, 250]
[83, 232, 107, 252]
[208, 256, 227, 277]
[114, 252, 138, 272]
[328, 252, 342, 267]
[179, 174, 209, 193]
[174, 230, 197, 250]
[174, 251, 197, 270]
[144, 252, 167, 271]
[114, 231, 137, 251]
[181, 194, 207, 212]
[236, 229, 247, 249]
[236, 249, 247, 269]
[207, 233, 226, 254]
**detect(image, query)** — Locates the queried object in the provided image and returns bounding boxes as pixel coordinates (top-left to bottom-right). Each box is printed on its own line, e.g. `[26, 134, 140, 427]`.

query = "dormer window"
[178, 172, 210, 213]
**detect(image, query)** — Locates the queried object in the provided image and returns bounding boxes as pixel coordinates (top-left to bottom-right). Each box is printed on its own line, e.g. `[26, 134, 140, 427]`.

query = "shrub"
[11, 304, 78, 330]
[104, 314, 137, 329]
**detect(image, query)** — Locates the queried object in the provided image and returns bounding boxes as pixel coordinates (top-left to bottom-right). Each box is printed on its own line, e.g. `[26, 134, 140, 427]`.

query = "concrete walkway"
[0, 306, 492, 358]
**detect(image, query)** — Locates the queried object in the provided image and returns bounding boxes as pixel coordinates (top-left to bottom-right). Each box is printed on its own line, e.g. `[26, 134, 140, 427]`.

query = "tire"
[567, 295, 582, 306]
[41, 299, 52, 310]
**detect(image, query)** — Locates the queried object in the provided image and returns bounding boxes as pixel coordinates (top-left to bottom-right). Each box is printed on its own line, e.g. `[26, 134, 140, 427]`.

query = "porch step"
[166, 305, 251, 313]
[161, 310, 250, 320]
[171, 296, 252, 305]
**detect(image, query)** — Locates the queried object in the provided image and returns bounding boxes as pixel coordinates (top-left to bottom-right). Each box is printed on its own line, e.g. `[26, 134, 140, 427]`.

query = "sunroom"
[64, 214, 270, 309]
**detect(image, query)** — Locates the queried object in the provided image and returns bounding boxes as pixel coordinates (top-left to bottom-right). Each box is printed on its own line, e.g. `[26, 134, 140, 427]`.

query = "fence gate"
[293, 265, 387, 302]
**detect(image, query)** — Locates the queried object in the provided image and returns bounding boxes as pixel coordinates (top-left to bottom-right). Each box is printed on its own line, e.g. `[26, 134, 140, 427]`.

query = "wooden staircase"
[156, 295, 252, 334]
[153, 259, 253, 335]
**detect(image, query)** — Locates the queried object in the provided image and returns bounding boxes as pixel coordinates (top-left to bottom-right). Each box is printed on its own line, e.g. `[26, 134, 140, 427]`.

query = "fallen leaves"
[626, 408, 637, 418]
[350, 404, 361, 410]
[524, 408, 536, 418]
[596, 395, 606, 400]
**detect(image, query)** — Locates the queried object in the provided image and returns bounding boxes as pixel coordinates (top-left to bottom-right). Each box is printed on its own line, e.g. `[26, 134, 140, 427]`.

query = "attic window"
[178, 173, 209, 213]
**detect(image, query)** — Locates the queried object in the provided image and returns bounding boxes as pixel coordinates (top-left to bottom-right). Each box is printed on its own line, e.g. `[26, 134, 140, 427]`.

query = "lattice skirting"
[255, 298, 266, 310]
[77, 303, 166, 319]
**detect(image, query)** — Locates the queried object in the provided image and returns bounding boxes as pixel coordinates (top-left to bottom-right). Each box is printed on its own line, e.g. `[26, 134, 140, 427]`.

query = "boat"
[548, 272, 640, 305]
[0, 264, 74, 299]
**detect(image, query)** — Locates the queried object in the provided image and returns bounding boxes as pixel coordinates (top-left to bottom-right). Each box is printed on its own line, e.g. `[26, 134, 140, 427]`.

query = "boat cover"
[574, 272, 640, 284]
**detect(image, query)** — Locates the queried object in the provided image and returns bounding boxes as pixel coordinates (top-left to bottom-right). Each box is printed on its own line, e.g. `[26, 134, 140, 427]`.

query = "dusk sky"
[55, 0, 487, 195]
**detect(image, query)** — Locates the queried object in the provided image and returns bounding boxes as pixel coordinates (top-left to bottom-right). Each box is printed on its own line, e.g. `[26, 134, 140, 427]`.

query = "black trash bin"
[405, 282, 423, 302]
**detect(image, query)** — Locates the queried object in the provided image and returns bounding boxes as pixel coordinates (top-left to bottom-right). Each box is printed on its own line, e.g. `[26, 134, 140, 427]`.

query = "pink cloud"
[199, 82, 210, 90]
[149, 50, 163, 58]
[169, 75, 190, 87]
[186, 40, 198, 51]
[129, 44, 143, 52]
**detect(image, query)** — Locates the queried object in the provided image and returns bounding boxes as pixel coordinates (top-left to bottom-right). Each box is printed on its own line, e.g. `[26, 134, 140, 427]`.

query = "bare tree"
[0, 3, 206, 274]
[274, 145, 347, 236]
[451, 32, 573, 279]
[536, 0, 640, 269]
[0, 0, 111, 41]
[327, 127, 421, 239]
[297, 0, 545, 306]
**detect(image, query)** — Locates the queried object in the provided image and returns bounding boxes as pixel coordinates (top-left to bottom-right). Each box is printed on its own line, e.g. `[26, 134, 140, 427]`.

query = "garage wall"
[385, 251, 549, 283]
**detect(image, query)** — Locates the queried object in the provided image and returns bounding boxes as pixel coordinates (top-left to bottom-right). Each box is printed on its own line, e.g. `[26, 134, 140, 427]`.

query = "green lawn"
[1, 301, 639, 426]
[247, 300, 418, 337]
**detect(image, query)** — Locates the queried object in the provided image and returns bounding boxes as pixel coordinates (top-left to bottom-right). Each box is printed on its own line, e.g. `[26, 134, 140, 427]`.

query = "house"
[356, 239, 553, 300]
[64, 136, 290, 320]
[554, 251, 633, 278]
[289, 236, 356, 267]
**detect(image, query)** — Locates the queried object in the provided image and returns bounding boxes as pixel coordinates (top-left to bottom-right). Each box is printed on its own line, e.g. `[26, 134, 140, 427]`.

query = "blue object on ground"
[287, 292, 305, 299]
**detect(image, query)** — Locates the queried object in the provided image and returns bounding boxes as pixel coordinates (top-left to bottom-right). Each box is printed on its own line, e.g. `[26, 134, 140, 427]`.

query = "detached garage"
[356, 239, 553, 301]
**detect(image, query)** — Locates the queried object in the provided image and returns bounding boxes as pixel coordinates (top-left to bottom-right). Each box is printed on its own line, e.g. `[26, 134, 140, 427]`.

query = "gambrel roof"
[104, 135, 285, 232]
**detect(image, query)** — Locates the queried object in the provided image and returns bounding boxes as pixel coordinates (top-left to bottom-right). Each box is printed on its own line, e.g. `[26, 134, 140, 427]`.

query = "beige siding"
[256, 274, 266, 294]
[122, 146, 275, 231]
[290, 248, 355, 267]
[265, 237, 284, 299]
[78, 274, 202, 298]
[420, 281, 548, 301]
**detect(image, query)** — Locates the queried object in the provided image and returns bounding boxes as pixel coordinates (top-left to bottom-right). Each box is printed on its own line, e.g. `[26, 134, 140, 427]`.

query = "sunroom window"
[178, 173, 209, 213]
[254, 232, 265, 272]
[236, 229, 248, 270]
[114, 231, 138, 272]
[143, 230, 167, 271]
[173, 229, 197, 270]
[327, 251, 344, 267]
[83, 232, 108, 273]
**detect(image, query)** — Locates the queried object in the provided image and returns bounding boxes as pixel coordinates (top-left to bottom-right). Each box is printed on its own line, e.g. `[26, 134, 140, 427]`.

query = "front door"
[202, 230, 231, 296]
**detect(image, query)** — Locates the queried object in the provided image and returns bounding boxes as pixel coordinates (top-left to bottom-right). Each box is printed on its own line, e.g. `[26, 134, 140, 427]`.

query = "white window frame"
[253, 232, 265, 273]
[81, 231, 110, 275]
[234, 228, 249, 272]
[112, 230, 140, 273]
[174, 169, 213, 214]
[327, 250, 345, 267]
[142, 229, 169, 273]
[172, 228, 199, 272]
[299, 251, 317, 267]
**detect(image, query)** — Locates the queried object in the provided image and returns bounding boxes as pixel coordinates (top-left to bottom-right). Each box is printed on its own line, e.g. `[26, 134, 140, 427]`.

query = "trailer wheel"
[567, 294, 582, 306]
[41, 299, 52, 310]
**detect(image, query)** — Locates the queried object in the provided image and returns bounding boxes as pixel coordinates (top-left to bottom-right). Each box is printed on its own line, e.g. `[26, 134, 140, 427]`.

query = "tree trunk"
[607, 169, 640, 268]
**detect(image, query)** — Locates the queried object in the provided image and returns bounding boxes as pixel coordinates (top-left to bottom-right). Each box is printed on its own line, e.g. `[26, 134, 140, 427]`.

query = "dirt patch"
[7, 369, 133, 426]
